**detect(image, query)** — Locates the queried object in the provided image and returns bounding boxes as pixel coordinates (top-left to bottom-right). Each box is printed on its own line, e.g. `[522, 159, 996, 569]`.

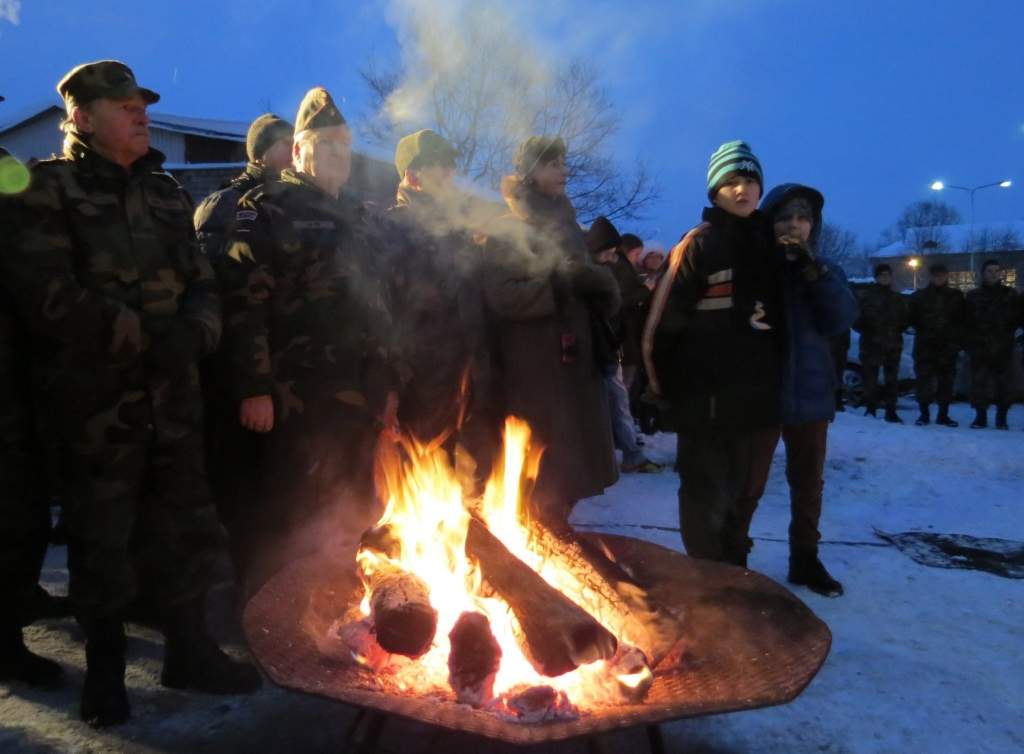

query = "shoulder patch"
[236, 209, 258, 222]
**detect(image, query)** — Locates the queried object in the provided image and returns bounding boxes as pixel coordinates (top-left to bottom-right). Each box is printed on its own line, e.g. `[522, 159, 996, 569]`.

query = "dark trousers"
[862, 350, 900, 410]
[914, 353, 957, 408]
[730, 421, 829, 559]
[676, 426, 779, 563]
[969, 357, 1013, 410]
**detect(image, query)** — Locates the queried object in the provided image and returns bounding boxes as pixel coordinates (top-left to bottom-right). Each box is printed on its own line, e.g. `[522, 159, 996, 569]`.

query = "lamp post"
[908, 257, 921, 290]
[930, 179, 1013, 278]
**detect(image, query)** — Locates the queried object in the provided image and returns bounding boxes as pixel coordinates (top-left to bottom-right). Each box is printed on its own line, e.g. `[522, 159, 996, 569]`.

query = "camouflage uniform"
[2, 133, 224, 622]
[965, 282, 1019, 413]
[222, 169, 398, 581]
[0, 147, 52, 630]
[854, 283, 908, 411]
[908, 283, 965, 410]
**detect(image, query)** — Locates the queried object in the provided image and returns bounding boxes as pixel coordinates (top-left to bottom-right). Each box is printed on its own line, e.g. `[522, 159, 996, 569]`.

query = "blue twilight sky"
[2, 0, 1023, 248]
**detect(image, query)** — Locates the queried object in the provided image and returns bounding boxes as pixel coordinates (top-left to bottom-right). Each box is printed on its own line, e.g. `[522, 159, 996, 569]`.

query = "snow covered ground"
[2, 399, 1022, 753]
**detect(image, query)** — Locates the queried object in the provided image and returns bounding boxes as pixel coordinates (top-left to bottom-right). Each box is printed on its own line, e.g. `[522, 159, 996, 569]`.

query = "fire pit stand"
[244, 534, 831, 748]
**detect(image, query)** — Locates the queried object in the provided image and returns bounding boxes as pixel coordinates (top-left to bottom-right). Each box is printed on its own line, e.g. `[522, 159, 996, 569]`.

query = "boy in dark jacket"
[649, 141, 782, 565]
[752, 184, 858, 596]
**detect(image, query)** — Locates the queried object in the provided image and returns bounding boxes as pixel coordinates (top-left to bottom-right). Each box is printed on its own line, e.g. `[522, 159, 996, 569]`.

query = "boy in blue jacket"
[750, 184, 859, 596]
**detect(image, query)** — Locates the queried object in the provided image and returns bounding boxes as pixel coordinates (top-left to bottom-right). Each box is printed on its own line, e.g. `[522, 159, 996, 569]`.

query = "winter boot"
[29, 585, 73, 621]
[970, 407, 988, 429]
[80, 617, 130, 728]
[864, 406, 877, 418]
[936, 404, 958, 427]
[915, 404, 930, 426]
[0, 625, 64, 689]
[788, 552, 843, 597]
[884, 407, 903, 424]
[835, 390, 845, 412]
[160, 597, 261, 694]
[995, 406, 1009, 430]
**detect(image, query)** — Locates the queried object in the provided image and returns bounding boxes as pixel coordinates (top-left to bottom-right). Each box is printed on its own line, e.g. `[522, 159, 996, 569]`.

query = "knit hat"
[619, 232, 643, 252]
[395, 129, 458, 178]
[514, 136, 566, 177]
[246, 113, 293, 163]
[707, 140, 763, 200]
[294, 87, 346, 135]
[874, 264, 892, 277]
[585, 216, 621, 255]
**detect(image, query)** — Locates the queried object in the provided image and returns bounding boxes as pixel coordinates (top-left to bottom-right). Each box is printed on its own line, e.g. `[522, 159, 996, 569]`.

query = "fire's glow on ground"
[346, 418, 652, 715]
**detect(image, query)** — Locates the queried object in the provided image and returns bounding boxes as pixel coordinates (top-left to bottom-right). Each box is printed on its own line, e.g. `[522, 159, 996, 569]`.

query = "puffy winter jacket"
[761, 184, 859, 425]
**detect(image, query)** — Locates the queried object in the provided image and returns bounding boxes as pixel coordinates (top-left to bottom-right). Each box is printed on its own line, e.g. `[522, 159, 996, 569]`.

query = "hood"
[760, 183, 825, 248]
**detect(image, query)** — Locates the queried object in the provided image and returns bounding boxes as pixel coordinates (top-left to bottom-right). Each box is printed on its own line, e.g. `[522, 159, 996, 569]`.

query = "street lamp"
[908, 257, 921, 290]
[930, 179, 1013, 277]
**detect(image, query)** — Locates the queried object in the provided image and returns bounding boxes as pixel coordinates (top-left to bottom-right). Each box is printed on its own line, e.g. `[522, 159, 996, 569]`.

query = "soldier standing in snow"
[908, 263, 965, 427]
[3, 61, 260, 727]
[965, 260, 1019, 429]
[853, 264, 908, 423]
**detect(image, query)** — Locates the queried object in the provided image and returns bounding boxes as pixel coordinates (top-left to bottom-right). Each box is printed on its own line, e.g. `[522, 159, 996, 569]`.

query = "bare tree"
[361, 57, 659, 224]
[892, 200, 961, 250]
[818, 222, 859, 267]
[972, 226, 1022, 252]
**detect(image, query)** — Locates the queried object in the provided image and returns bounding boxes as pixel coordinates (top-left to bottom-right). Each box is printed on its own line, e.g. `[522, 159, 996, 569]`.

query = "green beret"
[514, 136, 566, 177]
[57, 60, 159, 108]
[294, 87, 347, 134]
[394, 129, 458, 178]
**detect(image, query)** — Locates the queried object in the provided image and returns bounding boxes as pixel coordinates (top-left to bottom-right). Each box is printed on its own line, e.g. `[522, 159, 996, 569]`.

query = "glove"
[778, 237, 821, 282]
[146, 319, 205, 375]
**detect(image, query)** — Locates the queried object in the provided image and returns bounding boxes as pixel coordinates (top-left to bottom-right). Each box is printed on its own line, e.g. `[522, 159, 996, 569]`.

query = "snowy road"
[2, 401, 1022, 753]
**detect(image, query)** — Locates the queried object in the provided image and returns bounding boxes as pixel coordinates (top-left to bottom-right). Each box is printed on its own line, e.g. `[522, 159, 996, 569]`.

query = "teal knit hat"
[707, 140, 763, 200]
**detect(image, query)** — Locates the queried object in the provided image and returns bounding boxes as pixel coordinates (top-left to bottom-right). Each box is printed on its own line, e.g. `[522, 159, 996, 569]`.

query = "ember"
[323, 417, 672, 718]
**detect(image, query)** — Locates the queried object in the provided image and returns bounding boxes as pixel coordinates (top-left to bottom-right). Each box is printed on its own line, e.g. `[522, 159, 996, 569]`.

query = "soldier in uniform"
[0, 103, 66, 689]
[194, 113, 293, 269]
[853, 264, 908, 423]
[3, 61, 260, 727]
[909, 263, 965, 427]
[222, 87, 399, 593]
[965, 260, 1020, 429]
[193, 114, 292, 575]
[386, 129, 498, 484]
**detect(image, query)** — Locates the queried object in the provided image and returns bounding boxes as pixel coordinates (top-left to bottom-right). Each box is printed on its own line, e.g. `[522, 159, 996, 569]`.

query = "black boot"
[915, 404, 930, 426]
[0, 625, 64, 689]
[995, 406, 1009, 430]
[936, 405, 958, 427]
[970, 408, 988, 429]
[788, 552, 844, 597]
[864, 406, 877, 418]
[80, 617, 130, 728]
[29, 585, 73, 621]
[161, 597, 261, 694]
[884, 407, 903, 424]
[835, 390, 845, 412]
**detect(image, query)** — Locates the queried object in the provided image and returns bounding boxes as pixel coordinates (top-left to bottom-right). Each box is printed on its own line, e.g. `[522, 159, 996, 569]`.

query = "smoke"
[0, 0, 20, 24]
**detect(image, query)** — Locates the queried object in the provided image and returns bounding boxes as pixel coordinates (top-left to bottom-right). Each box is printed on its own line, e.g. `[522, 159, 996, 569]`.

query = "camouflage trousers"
[63, 390, 223, 621]
[0, 399, 51, 629]
[861, 350, 901, 411]
[969, 356, 1013, 410]
[914, 353, 958, 407]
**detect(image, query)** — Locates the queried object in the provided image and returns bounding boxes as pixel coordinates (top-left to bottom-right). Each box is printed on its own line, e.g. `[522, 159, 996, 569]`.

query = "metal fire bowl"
[243, 534, 831, 745]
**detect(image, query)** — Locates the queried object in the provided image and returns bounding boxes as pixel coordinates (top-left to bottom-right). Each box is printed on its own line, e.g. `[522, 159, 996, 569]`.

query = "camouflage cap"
[57, 60, 160, 108]
[294, 87, 347, 135]
[514, 135, 567, 178]
[394, 129, 458, 178]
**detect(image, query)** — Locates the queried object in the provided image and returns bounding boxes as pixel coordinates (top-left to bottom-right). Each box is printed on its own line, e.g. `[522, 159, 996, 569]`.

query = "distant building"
[0, 100, 397, 205]
[871, 221, 1024, 291]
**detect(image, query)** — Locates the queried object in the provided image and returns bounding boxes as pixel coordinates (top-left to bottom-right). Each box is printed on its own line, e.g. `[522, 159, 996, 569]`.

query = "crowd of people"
[1, 60, 1022, 730]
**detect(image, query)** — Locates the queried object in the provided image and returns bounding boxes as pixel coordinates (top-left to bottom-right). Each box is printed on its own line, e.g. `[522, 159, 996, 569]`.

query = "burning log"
[521, 518, 683, 666]
[360, 555, 438, 658]
[465, 516, 617, 676]
[447, 612, 502, 707]
[495, 685, 579, 723]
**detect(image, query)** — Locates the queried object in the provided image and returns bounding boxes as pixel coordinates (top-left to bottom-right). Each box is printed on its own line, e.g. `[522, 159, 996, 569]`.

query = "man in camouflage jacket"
[222, 87, 399, 591]
[2, 61, 259, 727]
[854, 264, 908, 422]
[908, 263, 965, 427]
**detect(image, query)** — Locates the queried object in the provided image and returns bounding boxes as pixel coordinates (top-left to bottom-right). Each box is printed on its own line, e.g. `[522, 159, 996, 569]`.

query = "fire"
[344, 417, 653, 714]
